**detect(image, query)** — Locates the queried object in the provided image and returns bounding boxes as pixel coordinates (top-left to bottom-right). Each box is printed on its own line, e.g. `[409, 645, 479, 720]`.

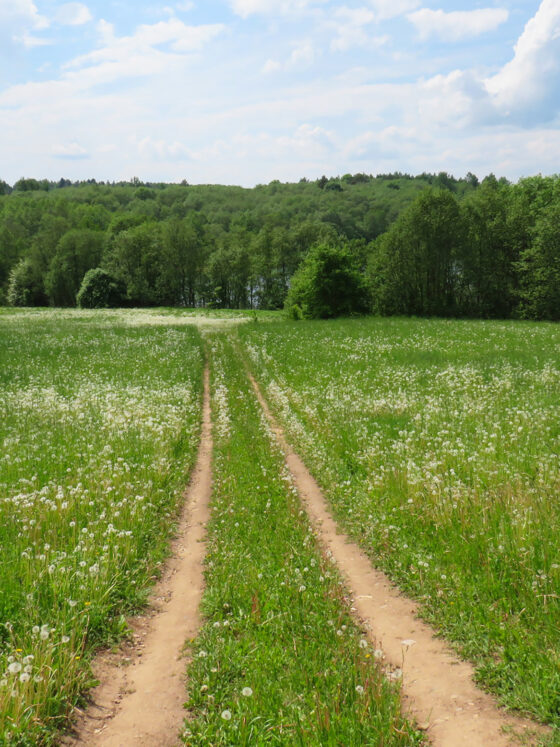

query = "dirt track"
[248, 369, 545, 747]
[63, 347, 546, 747]
[63, 364, 212, 747]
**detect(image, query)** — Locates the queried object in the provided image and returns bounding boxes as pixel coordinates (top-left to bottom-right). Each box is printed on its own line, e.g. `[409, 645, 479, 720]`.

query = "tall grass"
[0, 310, 203, 744]
[241, 317, 560, 731]
[183, 331, 422, 745]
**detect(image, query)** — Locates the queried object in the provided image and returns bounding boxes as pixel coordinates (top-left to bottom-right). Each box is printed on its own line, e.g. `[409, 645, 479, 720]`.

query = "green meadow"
[1, 309, 559, 744]
[241, 316, 560, 730]
[0, 309, 203, 744]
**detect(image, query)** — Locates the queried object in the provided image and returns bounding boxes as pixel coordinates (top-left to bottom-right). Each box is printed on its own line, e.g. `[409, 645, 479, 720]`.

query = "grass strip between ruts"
[182, 331, 423, 746]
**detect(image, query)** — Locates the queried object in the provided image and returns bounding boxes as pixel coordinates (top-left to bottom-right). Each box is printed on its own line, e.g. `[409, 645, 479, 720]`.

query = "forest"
[1, 170, 558, 320]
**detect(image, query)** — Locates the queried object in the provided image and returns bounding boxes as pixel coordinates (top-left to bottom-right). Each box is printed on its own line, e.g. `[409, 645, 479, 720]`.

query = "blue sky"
[0, 0, 558, 186]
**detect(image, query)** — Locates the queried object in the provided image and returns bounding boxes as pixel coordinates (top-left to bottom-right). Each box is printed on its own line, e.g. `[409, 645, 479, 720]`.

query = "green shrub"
[284, 244, 368, 319]
[7, 259, 43, 307]
[76, 268, 125, 308]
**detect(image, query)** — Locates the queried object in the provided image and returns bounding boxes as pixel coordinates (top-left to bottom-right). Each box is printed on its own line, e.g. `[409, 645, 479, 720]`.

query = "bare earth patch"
[248, 370, 547, 747]
[63, 365, 212, 747]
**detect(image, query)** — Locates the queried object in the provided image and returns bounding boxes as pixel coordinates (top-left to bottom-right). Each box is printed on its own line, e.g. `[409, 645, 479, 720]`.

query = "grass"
[0, 310, 203, 745]
[182, 330, 422, 746]
[5, 308, 557, 744]
[240, 316, 560, 734]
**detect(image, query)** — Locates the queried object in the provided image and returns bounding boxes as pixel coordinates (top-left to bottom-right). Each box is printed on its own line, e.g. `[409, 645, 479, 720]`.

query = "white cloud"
[55, 3, 93, 26]
[0, 0, 49, 47]
[62, 18, 225, 87]
[52, 142, 89, 158]
[263, 58, 282, 73]
[262, 40, 315, 72]
[368, 0, 419, 22]
[20, 32, 52, 47]
[414, 0, 560, 127]
[0, 0, 48, 28]
[229, 0, 324, 18]
[485, 0, 560, 123]
[330, 7, 375, 52]
[176, 0, 195, 9]
[408, 8, 509, 42]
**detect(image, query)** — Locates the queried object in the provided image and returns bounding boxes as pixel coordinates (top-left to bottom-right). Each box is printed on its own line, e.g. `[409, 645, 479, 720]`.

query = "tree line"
[1, 172, 558, 320]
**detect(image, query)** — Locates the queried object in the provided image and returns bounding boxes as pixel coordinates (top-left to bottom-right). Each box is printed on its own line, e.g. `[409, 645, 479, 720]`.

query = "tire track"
[246, 366, 545, 747]
[63, 363, 213, 747]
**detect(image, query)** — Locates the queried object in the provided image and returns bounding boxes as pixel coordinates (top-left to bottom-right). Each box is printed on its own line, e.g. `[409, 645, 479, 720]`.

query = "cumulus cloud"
[485, 0, 560, 123]
[368, 0, 419, 22]
[329, 7, 375, 52]
[0, 0, 49, 47]
[61, 18, 225, 87]
[0, 0, 48, 27]
[55, 3, 93, 26]
[408, 8, 509, 42]
[416, 0, 560, 127]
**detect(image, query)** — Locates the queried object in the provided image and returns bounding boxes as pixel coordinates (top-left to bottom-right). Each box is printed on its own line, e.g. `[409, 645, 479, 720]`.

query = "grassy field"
[241, 317, 560, 731]
[183, 331, 421, 745]
[3, 309, 558, 744]
[0, 309, 203, 744]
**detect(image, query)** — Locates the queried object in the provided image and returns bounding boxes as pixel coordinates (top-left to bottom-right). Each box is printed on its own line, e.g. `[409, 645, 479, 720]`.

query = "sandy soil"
[248, 370, 546, 747]
[62, 364, 213, 747]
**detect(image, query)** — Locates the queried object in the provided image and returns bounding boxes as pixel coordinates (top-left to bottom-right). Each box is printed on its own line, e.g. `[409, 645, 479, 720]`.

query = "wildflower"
[355, 685, 364, 694]
[221, 709, 232, 721]
[8, 663, 21, 675]
[19, 673, 30, 683]
[359, 639, 368, 649]
[61, 636, 70, 644]
[241, 687, 253, 697]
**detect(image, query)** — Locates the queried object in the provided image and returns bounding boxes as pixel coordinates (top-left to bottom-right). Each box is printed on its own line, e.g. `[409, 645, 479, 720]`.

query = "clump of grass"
[0, 311, 204, 744]
[183, 332, 422, 745]
[241, 317, 560, 732]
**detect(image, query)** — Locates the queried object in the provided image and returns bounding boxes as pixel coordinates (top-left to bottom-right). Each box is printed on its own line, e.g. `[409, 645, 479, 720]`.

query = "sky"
[0, 0, 559, 186]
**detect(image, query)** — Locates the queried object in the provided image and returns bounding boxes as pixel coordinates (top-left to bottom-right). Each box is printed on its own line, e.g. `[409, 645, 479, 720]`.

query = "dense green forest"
[1, 171, 558, 320]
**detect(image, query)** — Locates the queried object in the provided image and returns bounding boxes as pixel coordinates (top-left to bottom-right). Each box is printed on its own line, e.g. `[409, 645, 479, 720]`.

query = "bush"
[284, 244, 368, 319]
[76, 268, 125, 309]
[7, 259, 43, 307]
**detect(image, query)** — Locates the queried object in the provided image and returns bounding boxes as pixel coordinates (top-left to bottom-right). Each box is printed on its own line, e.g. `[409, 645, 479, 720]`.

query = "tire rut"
[246, 367, 546, 747]
[62, 363, 213, 747]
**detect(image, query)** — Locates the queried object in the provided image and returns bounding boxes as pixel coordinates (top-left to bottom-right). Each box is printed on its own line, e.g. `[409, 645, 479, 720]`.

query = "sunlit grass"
[183, 331, 422, 745]
[0, 310, 203, 744]
[241, 317, 560, 731]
